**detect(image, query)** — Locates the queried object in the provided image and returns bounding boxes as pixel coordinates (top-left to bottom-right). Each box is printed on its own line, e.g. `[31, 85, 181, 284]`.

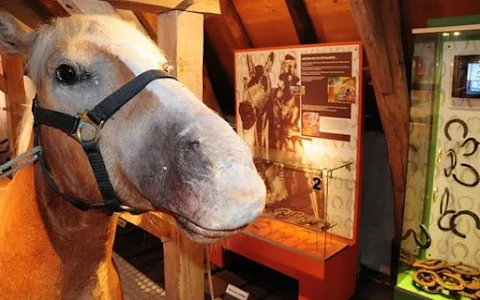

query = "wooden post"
[347, 0, 410, 279]
[2, 55, 27, 156]
[157, 10, 206, 300]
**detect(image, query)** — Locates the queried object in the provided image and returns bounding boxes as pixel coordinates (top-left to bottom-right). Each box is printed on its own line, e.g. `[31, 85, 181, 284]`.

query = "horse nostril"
[186, 140, 200, 152]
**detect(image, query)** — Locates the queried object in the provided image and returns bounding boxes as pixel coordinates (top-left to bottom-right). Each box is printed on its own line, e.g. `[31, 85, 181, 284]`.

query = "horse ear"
[264, 52, 274, 74]
[247, 54, 255, 77]
[0, 11, 33, 55]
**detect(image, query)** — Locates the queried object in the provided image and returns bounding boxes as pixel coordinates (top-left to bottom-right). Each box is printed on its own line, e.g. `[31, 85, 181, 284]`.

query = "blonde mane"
[15, 102, 33, 156]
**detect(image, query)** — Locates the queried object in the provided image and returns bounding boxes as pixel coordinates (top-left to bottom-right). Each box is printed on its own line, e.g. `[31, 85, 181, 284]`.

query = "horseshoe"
[413, 259, 448, 271]
[449, 262, 480, 277]
[435, 272, 465, 291]
[401, 224, 432, 249]
[439, 187, 450, 215]
[444, 149, 457, 177]
[412, 269, 438, 287]
[452, 163, 480, 187]
[413, 281, 442, 294]
[444, 118, 468, 141]
[438, 210, 456, 232]
[449, 210, 480, 238]
[463, 276, 480, 291]
[461, 137, 480, 157]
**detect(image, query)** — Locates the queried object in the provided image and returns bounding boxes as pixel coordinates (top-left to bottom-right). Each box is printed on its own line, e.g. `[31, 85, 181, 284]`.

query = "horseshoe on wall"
[461, 137, 480, 157]
[452, 163, 480, 188]
[444, 119, 468, 141]
[401, 224, 432, 249]
[449, 210, 480, 239]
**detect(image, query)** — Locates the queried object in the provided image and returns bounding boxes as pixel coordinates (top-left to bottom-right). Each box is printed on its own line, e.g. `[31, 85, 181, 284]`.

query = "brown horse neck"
[0, 163, 122, 299]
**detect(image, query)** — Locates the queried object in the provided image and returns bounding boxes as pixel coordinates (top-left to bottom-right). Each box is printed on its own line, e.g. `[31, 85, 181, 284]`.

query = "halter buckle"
[75, 110, 105, 143]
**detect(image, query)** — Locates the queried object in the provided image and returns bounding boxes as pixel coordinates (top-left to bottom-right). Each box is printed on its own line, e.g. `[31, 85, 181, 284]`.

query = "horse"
[0, 11, 266, 300]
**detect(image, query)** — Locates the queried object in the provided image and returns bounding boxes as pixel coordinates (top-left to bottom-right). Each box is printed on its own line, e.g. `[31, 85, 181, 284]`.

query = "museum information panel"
[235, 43, 362, 261]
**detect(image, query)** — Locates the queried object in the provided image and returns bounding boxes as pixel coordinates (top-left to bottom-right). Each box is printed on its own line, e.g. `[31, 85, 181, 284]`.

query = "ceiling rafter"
[101, 0, 220, 15]
[284, 0, 317, 44]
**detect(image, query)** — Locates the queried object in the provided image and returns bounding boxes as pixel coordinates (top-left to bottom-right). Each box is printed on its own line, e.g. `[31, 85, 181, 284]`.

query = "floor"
[113, 223, 394, 300]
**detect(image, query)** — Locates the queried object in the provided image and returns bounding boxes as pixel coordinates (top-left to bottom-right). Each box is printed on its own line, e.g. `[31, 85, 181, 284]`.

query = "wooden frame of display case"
[210, 41, 364, 300]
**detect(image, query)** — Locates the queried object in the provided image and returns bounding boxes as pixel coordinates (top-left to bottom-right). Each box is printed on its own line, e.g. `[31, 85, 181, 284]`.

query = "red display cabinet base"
[209, 232, 359, 300]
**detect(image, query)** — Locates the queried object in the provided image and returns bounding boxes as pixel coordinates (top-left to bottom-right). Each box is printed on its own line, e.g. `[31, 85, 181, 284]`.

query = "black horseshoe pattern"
[402, 224, 432, 249]
[437, 187, 480, 239]
[442, 119, 479, 188]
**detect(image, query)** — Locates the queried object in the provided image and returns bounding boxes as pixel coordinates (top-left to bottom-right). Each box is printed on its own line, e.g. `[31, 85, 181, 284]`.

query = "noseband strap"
[33, 69, 176, 214]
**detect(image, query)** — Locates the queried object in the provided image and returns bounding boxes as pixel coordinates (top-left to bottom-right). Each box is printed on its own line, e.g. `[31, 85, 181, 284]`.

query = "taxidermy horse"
[0, 11, 266, 300]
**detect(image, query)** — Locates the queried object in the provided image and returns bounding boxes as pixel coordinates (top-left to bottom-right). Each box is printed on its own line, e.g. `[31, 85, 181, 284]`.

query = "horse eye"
[55, 64, 78, 85]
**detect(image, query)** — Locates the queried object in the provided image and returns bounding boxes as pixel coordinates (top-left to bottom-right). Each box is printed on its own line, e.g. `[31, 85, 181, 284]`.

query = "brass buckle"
[75, 110, 105, 143]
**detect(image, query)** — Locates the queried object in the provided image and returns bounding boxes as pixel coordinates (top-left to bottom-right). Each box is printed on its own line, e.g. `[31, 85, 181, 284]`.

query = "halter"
[32, 69, 176, 214]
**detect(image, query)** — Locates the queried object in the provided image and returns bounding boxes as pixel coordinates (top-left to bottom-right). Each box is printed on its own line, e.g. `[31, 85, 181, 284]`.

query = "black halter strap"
[33, 69, 176, 213]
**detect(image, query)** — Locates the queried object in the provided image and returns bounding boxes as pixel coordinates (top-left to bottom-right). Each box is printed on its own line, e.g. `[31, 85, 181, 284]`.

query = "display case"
[210, 42, 363, 300]
[245, 146, 355, 262]
[395, 25, 480, 300]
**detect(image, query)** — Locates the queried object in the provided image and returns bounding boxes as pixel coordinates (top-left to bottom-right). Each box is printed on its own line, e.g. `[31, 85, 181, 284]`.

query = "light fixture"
[453, 32, 461, 36]
[442, 32, 450, 37]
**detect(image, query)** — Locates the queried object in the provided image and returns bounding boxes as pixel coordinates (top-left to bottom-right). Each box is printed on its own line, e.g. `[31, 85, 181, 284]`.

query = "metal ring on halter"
[452, 163, 480, 187]
[75, 110, 105, 143]
[461, 137, 479, 157]
[444, 118, 468, 141]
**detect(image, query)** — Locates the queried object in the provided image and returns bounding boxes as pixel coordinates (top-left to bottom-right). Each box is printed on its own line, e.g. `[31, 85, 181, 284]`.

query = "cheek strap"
[32, 69, 176, 213]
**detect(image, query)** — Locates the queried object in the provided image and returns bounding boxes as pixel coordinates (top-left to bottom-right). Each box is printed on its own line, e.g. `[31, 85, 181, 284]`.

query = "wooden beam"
[158, 10, 204, 99]
[55, 0, 149, 37]
[135, 12, 158, 41]
[157, 10, 205, 300]
[203, 0, 251, 115]
[34, 0, 70, 18]
[2, 55, 27, 156]
[217, 0, 252, 49]
[348, 0, 393, 95]
[103, 0, 221, 15]
[56, 0, 118, 15]
[348, 0, 409, 241]
[0, 75, 5, 94]
[204, 31, 235, 115]
[284, 0, 317, 44]
[202, 63, 222, 115]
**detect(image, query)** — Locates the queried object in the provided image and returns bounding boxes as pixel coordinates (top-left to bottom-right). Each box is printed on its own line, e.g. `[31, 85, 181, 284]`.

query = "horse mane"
[14, 98, 33, 156]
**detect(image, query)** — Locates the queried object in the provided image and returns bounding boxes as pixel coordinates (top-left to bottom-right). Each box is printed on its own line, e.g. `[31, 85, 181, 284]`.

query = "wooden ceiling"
[1, 0, 480, 115]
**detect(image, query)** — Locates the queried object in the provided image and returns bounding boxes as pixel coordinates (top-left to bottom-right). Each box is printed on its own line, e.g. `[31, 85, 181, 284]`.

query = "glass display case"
[395, 25, 480, 300]
[210, 42, 363, 299]
[245, 146, 355, 261]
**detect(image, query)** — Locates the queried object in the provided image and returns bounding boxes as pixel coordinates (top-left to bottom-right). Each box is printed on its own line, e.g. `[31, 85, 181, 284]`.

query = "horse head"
[0, 12, 266, 243]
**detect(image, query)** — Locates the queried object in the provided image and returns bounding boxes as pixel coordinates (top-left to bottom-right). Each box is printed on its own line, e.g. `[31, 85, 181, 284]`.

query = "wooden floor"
[113, 223, 393, 300]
